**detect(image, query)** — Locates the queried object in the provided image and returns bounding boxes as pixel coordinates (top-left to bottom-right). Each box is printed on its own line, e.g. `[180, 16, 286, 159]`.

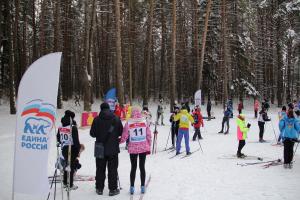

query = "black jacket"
[57, 116, 80, 159]
[90, 109, 123, 156]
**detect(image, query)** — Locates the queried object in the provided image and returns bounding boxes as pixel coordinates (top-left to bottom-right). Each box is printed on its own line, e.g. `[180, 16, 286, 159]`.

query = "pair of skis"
[237, 159, 282, 168]
[169, 148, 200, 159]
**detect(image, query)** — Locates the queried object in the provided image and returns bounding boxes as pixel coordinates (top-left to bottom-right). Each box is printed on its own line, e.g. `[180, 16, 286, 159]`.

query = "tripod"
[47, 145, 64, 200]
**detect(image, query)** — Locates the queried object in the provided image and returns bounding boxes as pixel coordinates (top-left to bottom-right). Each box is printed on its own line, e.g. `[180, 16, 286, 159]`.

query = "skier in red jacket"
[192, 106, 204, 140]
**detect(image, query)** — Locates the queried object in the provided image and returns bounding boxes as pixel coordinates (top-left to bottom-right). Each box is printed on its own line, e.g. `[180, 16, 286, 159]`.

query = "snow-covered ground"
[0, 100, 299, 200]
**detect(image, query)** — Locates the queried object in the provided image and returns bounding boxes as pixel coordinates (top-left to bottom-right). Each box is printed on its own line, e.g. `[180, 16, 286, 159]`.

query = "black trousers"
[283, 139, 295, 164]
[171, 127, 178, 146]
[95, 155, 118, 191]
[258, 121, 265, 139]
[237, 140, 245, 154]
[193, 127, 202, 140]
[254, 110, 258, 118]
[62, 147, 78, 187]
[221, 117, 229, 133]
[130, 153, 146, 187]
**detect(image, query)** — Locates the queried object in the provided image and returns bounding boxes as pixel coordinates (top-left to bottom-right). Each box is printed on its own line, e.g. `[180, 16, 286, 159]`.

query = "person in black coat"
[57, 110, 81, 190]
[258, 107, 271, 142]
[207, 100, 212, 121]
[90, 102, 123, 196]
[169, 105, 180, 148]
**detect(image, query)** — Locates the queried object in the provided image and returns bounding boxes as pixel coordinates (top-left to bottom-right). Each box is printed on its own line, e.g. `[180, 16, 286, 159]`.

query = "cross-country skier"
[206, 99, 212, 121]
[156, 99, 165, 125]
[174, 105, 194, 155]
[238, 99, 244, 114]
[258, 107, 271, 142]
[192, 105, 204, 140]
[279, 110, 300, 168]
[236, 114, 251, 158]
[254, 98, 259, 118]
[169, 105, 180, 148]
[218, 107, 231, 134]
[57, 110, 81, 190]
[120, 106, 152, 194]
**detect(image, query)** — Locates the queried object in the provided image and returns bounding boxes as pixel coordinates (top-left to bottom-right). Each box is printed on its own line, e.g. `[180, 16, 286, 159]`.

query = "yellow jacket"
[174, 109, 194, 129]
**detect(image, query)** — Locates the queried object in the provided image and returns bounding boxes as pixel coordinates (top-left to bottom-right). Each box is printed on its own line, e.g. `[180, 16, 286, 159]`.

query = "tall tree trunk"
[115, 0, 125, 105]
[3, 1, 16, 113]
[82, 0, 96, 111]
[276, 16, 283, 107]
[221, 0, 228, 109]
[197, 0, 212, 89]
[170, 0, 177, 110]
[159, 0, 167, 97]
[142, 0, 154, 106]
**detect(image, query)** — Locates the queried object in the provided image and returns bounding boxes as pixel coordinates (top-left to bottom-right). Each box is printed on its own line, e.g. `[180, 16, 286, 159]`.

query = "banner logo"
[20, 99, 56, 150]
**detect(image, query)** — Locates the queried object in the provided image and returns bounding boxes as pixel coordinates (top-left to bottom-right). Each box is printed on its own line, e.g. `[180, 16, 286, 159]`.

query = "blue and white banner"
[13, 52, 61, 196]
[105, 88, 117, 111]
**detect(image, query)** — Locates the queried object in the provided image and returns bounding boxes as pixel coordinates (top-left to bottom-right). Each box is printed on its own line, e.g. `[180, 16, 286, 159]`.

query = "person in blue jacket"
[279, 110, 300, 169]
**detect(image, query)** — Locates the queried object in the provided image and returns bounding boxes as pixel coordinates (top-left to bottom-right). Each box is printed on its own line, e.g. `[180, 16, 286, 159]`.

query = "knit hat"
[130, 106, 142, 119]
[100, 102, 110, 110]
[64, 110, 75, 119]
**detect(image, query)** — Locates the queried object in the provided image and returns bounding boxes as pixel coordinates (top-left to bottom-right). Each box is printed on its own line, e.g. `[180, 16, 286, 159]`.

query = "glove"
[292, 138, 300, 143]
[247, 123, 251, 128]
[56, 142, 61, 147]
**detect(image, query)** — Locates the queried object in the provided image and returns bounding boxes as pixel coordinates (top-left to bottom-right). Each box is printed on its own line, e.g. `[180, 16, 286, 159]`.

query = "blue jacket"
[279, 117, 300, 140]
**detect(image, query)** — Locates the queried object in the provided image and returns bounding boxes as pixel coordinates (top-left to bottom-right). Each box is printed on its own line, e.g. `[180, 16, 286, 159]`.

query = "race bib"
[128, 121, 147, 143]
[59, 127, 73, 146]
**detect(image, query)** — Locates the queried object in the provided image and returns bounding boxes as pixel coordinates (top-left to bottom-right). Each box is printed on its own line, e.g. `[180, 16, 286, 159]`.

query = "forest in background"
[0, 0, 300, 114]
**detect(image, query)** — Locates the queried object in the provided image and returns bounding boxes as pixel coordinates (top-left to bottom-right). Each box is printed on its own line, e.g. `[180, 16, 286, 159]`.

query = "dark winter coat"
[207, 101, 212, 112]
[57, 116, 80, 160]
[170, 112, 179, 130]
[90, 108, 123, 156]
[258, 110, 270, 123]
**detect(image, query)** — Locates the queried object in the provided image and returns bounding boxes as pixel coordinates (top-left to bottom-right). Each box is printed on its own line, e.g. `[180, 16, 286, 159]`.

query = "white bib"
[58, 126, 73, 146]
[128, 120, 147, 143]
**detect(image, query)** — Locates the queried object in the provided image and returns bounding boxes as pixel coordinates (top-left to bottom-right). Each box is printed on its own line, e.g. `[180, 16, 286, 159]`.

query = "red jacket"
[192, 110, 204, 128]
[238, 102, 244, 111]
[114, 104, 123, 118]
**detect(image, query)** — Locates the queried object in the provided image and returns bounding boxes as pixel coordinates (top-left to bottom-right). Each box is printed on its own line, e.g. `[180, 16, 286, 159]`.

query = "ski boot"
[130, 186, 135, 195]
[141, 186, 145, 194]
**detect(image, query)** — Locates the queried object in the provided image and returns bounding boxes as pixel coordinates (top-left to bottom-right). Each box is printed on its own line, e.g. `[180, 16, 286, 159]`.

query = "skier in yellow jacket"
[174, 105, 194, 155]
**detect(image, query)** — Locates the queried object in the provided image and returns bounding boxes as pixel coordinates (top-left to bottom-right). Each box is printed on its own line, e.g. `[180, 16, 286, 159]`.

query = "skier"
[277, 106, 287, 144]
[120, 106, 151, 194]
[206, 99, 212, 121]
[156, 99, 165, 125]
[169, 105, 180, 148]
[218, 107, 231, 134]
[174, 105, 195, 155]
[142, 106, 153, 126]
[258, 107, 271, 142]
[74, 95, 80, 106]
[227, 99, 233, 118]
[237, 99, 244, 114]
[254, 98, 259, 118]
[192, 105, 204, 140]
[279, 110, 300, 168]
[90, 103, 123, 196]
[236, 114, 251, 158]
[57, 110, 81, 190]
[262, 98, 270, 111]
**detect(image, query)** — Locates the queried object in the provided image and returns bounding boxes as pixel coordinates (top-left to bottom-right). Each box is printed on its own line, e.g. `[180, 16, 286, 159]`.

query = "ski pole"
[47, 169, 57, 200]
[197, 137, 203, 153]
[164, 128, 171, 150]
[270, 120, 277, 142]
[292, 137, 300, 162]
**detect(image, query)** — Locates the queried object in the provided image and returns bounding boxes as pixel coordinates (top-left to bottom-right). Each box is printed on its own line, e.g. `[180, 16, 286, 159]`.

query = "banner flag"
[105, 88, 116, 111]
[13, 52, 62, 196]
[194, 90, 202, 107]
